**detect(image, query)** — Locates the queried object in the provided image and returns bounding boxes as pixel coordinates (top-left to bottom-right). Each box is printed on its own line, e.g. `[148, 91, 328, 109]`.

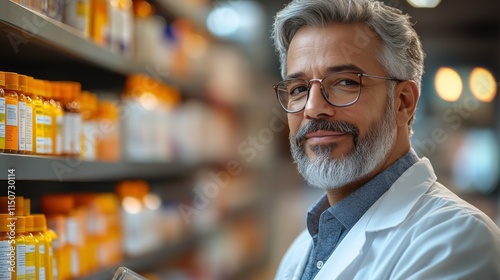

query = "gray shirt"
[301, 150, 419, 280]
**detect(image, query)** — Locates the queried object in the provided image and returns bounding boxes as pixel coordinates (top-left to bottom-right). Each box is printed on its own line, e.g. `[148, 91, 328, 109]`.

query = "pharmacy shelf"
[0, 153, 198, 182]
[0, 1, 189, 91]
[0, 2, 145, 75]
[79, 202, 265, 280]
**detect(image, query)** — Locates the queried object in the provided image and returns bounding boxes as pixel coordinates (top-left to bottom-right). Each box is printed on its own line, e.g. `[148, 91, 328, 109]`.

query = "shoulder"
[390, 182, 500, 279]
[412, 182, 499, 232]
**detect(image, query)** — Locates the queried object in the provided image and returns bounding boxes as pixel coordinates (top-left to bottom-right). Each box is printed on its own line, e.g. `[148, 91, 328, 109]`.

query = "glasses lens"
[322, 73, 361, 105]
[277, 79, 308, 112]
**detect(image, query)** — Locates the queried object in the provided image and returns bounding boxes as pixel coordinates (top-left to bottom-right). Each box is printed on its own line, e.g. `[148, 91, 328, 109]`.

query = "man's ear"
[394, 80, 419, 127]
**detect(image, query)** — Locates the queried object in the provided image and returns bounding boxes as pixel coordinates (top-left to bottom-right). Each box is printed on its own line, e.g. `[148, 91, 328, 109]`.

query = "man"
[271, 0, 500, 279]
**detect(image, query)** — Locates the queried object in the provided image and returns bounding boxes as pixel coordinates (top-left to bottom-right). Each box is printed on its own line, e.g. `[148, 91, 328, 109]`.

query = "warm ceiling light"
[407, 0, 441, 8]
[435, 67, 462, 102]
[469, 67, 497, 103]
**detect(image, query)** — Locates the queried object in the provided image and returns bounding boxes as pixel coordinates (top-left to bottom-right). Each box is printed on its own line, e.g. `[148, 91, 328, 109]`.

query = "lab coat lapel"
[314, 158, 436, 279]
[292, 239, 313, 280]
[278, 230, 313, 280]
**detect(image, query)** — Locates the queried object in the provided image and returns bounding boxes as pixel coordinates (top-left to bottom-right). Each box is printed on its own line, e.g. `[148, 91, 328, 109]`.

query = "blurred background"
[0, 0, 498, 279]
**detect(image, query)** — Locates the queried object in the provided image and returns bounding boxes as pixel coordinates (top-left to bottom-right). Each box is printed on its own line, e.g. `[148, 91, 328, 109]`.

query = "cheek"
[353, 112, 384, 139]
[350, 98, 387, 131]
[342, 110, 373, 138]
[288, 114, 302, 136]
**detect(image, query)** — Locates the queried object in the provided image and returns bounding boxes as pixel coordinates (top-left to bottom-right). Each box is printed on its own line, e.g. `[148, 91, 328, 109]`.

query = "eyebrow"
[285, 64, 366, 80]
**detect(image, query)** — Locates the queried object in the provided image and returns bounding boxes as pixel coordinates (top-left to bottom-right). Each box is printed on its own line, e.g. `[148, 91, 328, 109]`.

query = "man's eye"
[290, 86, 308, 96]
[338, 79, 359, 86]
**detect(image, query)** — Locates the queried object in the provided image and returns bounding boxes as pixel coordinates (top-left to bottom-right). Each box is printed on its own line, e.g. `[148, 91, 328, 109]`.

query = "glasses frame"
[273, 72, 403, 113]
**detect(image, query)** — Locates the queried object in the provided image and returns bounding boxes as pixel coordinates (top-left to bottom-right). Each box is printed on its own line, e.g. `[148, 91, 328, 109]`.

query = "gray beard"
[289, 99, 396, 190]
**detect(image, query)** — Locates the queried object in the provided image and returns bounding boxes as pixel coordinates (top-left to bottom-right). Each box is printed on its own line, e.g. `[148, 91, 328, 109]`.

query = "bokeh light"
[453, 129, 499, 194]
[407, 0, 441, 8]
[435, 67, 462, 102]
[469, 67, 497, 103]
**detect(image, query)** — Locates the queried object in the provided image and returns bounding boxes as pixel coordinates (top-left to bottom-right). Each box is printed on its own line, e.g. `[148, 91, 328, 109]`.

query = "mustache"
[294, 119, 359, 145]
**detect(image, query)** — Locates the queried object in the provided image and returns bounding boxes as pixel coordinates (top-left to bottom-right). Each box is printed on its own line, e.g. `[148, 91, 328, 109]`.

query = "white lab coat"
[275, 158, 500, 280]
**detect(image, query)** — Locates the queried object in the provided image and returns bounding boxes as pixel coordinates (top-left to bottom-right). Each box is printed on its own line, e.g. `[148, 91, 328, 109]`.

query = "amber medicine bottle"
[0, 214, 16, 280]
[80, 91, 98, 160]
[41, 81, 54, 155]
[90, 0, 109, 46]
[33, 214, 50, 280]
[32, 79, 46, 155]
[61, 82, 82, 156]
[24, 216, 36, 280]
[13, 215, 27, 280]
[46, 215, 66, 280]
[42, 195, 74, 280]
[17, 74, 26, 154]
[21, 75, 34, 154]
[27, 77, 38, 155]
[97, 100, 121, 162]
[4, 72, 19, 153]
[51, 83, 64, 156]
[25, 78, 35, 154]
[18, 74, 32, 154]
[45, 228, 57, 280]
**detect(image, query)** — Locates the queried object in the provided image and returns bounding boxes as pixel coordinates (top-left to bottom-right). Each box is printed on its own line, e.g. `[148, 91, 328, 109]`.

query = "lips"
[294, 119, 359, 147]
[305, 130, 348, 138]
[305, 130, 348, 144]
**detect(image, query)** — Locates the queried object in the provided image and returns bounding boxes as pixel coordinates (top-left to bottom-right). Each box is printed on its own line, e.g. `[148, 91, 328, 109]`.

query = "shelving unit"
[79, 200, 265, 280]
[0, 2, 121, 89]
[0, 1, 271, 279]
[0, 2, 144, 75]
[0, 1, 194, 91]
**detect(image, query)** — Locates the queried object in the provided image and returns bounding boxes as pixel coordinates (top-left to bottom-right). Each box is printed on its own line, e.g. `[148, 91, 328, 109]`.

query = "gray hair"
[272, 0, 424, 134]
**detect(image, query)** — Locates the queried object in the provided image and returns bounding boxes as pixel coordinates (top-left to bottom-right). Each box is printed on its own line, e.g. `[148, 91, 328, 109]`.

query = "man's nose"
[304, 82, 335, 119]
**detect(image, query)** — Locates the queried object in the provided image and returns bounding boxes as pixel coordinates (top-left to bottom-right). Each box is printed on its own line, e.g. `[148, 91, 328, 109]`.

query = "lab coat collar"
[365, 157, 437, 232]
[313, 157, 437, 279]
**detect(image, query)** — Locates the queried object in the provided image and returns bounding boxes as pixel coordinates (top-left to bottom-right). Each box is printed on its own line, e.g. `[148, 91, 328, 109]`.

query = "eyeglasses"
[273, 72, 402, 113]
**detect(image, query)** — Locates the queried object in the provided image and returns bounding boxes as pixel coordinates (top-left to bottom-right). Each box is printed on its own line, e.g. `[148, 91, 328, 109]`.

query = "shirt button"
[316, 261, 324, 269]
